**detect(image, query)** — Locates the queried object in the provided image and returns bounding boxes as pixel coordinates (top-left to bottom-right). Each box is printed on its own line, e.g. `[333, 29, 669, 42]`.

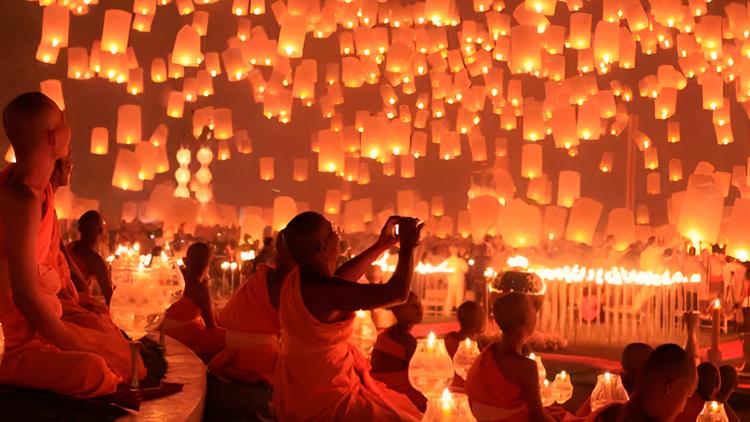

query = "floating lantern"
[677, 176, 724, 245]
[259, 157, 274, 181]
[278, 15, 307, 58]
[101, 9, 132, 55]
[90, 127, 109, 155]
[175, 0, 195, 15]
[127, 67, 144, 95]
[39, 79, 65, 111]
[111, 148, 143, 191]
[166, 91, 184, 118]
[499, 199, 542, 248]
[727, 199, 750, 262]
[557, 170, 580, 208]
[646, 172, 661, 195]
[234, 129, 252, 154]
[568, 13, 591, 49]
[521, 144, 543, 179]
[317, 130, 345, 173]
[667, 121, 680, 143]
[135, 142, 159, 181]
[41, 5, 69, 48]
[599, 152, 614, 173]
[669, 159, 683, 182]
[510, 25, 542, 74]
[151, 57, 167, 82]
[593, 21, 619, 65]
[606, 209, 636, 251]
[468, 195, 500, 243]
[565, 197, 603, 245]
[543, 205, 568, 240]
[67, 48, 90, 79]
[192, 10, 209, 36]
[172, 25, 202, 67]
[401, 155, 416, 178]
[469, 136, 487, 162]
[644, 148, 659, 170]
[701, 71, 724, 110]
[212, 108, 233, 140]
[636, 204, 650, 225]
[116, 104, 141, 145]
[272, 196, 297, 231]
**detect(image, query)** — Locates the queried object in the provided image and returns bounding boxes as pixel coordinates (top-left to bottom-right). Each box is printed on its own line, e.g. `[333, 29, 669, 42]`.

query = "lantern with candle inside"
[350, 310, 377, 358]
[590, 372, 629, 412]
[278, 15, 307, 58]
[111, 149, 144, 192]
[101, 9, 132, 55]
[117, 104, 141, 145]
[557, 170, 580, 208]
[550, 371, 574, 404]
[696, 400, 730, 422]
[521, 144, 542, 179]
[422, 388, 476, 422]
[452, 338, 480, 380]
[259, 157, 274, 181]
[39, 79, 65, 111]
[41, 5, 69, 49]
[408, 332, 454, 398]
[90, 127, 109, 155]
[272, 196, 297, 232]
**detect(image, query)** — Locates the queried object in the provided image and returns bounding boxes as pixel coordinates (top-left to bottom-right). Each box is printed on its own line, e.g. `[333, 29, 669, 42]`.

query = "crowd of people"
[1, 92, 748, 420]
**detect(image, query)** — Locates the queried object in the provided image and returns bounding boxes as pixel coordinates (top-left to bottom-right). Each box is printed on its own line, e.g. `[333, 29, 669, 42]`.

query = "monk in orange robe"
[164, 242, 225, 362]
[370, 291, 427, 412]
[209, 230, 294, 384]
[67, 210, 113, 304]
[274, 212, 422, 421]
[465, 292, 555, 422]
[585, 343, 696, 422]
[0, 92, 121, 397]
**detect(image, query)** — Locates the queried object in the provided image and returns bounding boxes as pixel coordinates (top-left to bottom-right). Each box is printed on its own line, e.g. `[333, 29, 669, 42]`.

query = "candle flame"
[427, 331, 436, 348]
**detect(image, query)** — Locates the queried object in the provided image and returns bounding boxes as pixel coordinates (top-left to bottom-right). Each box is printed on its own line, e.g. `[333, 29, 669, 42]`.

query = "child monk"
[465, 292, 555, 421]
[445, 300, 485, 358]
[370, 291, 427, 411]
[209, 229, 295, 384]
[68, 210, 113, 304]
[274, 212, 422, 421]
[587, 343, 697, 422]
[0, 92, 123, 397]
[164, 242, 225, 362]
[674, 362, 720, 422]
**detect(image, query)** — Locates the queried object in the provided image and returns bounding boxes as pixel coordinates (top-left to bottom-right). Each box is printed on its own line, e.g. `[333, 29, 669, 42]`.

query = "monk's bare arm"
[334, 216, 398, 281]
[314, 245, 416, 312]
[3, 191, 82, 351]
[195, 280, 217, 328]
[93, 257, 113, 304]
[518, 359, 554, 422]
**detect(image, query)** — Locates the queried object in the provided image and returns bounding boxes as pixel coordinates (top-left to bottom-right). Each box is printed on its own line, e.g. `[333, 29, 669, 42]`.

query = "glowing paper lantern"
[593, 21, 619, 65]
[646, 172, 661, 195]
[41, 5, 69, 48]
[568, 13, 591, 49]
[643, 148, 659, 170]
[468, 195, 501, 244]
[701, 71, 724, 110]
[636, 204, 650, 225]
[259, 157, 274, 181]
[116, 104, 141, 145]
[213, 108, 233, 140]
[135, 142, 159, 181]
[111, 149, 143, 191]
[234, 129, 252, 154]
[317, 130, 345, 173]
[565, 197, 603, 245]
[324, 190, 342, 214]
[90, 127, 109, 155]
[677, 176, 723, 245]
[39, 79, 65, 111]
[277, 15, 307, 58]
[101, 9, 132, 54]
[272, 196, 297, 231]
[727, 199, 750, 261]
[67, 48, 90, 79]
[171, 25, 202, 67]
[667, 121, 680, 143]
[557, 170, 580, 208]
[599, 152, 614, 173]
[498, 199, 542, 247]
[606, 208, 636, 251]
[543, 205, 568, 240]
[521, 144, 543, 179]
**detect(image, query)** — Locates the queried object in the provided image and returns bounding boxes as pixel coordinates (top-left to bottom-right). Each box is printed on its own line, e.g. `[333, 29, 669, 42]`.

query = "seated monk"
[575, 342, 653, 417]
[674, 362, 719, 422]
[67, 210, 113, 305]
[445, 301, 485, 359]
[586, 343, 697, 422]
[209, 229, 294, 384]
[370, 292, 427, 412]
[718, 365, 741, 422]
[465, 292, 555, 422]
[0, 92, 124, 397]
[164, 242, 225, 362]
[274, 212, 422, 421]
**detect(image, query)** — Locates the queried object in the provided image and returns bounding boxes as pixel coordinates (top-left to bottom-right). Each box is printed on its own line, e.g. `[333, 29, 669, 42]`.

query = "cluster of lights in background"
[11, 0, 750, 258]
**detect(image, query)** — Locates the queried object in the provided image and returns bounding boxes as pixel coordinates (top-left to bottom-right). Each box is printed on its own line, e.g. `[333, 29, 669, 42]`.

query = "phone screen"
[394, 223, 400, 236]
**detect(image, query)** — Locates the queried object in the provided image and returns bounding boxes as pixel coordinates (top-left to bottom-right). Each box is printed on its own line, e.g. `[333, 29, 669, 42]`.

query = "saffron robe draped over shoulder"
[465, 348, 529, 422]
[273, 270, 421, 422]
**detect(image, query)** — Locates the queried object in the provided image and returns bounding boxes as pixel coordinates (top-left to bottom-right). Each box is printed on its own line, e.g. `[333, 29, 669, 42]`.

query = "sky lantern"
[41, 5, 69, 48]
[522, 100, 545, 141]
[411, 131, 428, 158]
[644, 148, 659, 170]
[175, 0, 195, 15]
[668, 159, 683, 182]
[116, 104, 141, 145]
[212, 108, 233, 139]
[557, 170, 580, 208]
[714, 122, 734, 145]
[543, 205, 568, 240]
[565, 197, 603, 245]
[727, 199, 750, 261]
[234, 129, 252, 154]
[568, 13, 591, 49]
[39, 79, 64, 111]
[526, 174, 550, 205]
[400, 155, 416, 178]
[135, 142, 159, 181]
[469, 135, 487, 162]
[677, 176, 724, 245]
[278, 15, 307, 58]
[272, 196, 297, 231]
[67, 48, 90, 79]
[494, 137, 508, 156]
[35, 42, 59, 64]
[606, 208, 636, 251]
[431, 196, 445, 217]
[101, 9, 132, 54]
[499, 199, 542, 248]
[151, 57, 167, 82]
[222, 47, 246, 81]
[593, 21, 619, 65]
[599, 152, 614, 173]
[667, 121, 681, 143]
[521, 144, 542, 179]
[510, 25, 542, 74]
[324, 190, 342, 214]
[468, 195, 500, 243]
[90, 127, 109, 155]
[111, 148, 143, 191]
[292, 158, 308, 182]
[701, 70, 724, 110]
[317, 130, 345, 173]
[259, 157, 274, 181]
[646, 172, 661, 195]
[192, 10, 209, 36]
[655, 88, 676, 119]
[576, 100, 600, 140]
[171, 25, 202, 67]
[166, 91, 184, 118]
[550, 105, 578, 149]
[636, 204, 650, 225]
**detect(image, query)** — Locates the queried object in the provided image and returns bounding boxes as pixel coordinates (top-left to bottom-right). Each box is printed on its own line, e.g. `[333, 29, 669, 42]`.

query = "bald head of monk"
[620, 342, 653, 393]
[3, 92, 70, 166]
[77, 210, 104, 247]
[628, 343, 697, 422]
[493, 292, 536, 341]
[284, 211, 340, 276]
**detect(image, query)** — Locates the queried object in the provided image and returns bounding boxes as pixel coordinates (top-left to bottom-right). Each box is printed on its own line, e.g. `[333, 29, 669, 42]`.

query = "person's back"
[674, 362, 719, 422]
[274, 212, 421, 421]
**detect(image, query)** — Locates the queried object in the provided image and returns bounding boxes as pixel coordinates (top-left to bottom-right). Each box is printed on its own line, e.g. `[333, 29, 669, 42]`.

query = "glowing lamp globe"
[590, 372, 629, 412]
[408, 332, 454, 397]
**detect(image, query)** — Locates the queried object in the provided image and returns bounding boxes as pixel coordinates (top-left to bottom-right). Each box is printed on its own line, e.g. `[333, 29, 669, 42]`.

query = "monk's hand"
[377, 216, 401, 247]
[397, 217, 424, 250]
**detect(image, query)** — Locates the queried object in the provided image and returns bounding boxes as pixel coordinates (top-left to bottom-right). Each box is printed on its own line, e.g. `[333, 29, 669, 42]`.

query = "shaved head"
[284, 211, 331, 264]
[632, 343, 696, 421]
[493, 292, 536, 334]
[3, 92, 68, 161]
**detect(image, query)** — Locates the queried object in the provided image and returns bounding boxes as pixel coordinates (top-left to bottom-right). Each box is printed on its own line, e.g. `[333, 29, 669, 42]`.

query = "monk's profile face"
[48, 107, 71, 161]
[664, 366, 697, 421]
[318, 221, 340, 271]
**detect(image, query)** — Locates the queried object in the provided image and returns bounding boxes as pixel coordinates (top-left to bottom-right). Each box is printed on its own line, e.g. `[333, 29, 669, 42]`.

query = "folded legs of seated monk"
[164, 296, 226, 361]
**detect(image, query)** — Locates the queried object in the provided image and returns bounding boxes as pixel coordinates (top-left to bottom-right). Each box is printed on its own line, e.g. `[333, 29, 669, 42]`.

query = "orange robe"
[273, 270, 421, 421]
[209, 264, 280, 383]
[0, 168, 119, 397]
[465, 348, 529, 422]
[370, 328, 428, 411]
[164, 296, 225, 361]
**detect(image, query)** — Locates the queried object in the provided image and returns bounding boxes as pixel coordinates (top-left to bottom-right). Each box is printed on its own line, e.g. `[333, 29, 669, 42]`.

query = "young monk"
[370, 292, 427, 412]
[68, 210, 113, 304]
[0, 92, 124, 397]
[465, 292, 555, 421]
[164, 242, 225, 362]
[718, 365, 741, 422]
[445, 300, 486, 358]
[587, 343, 697, 422]
[674, 362, 720, 422]
[209, 229, 295, 384]
[274, 211, 422, 421]
[575, 342, 653, 417]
